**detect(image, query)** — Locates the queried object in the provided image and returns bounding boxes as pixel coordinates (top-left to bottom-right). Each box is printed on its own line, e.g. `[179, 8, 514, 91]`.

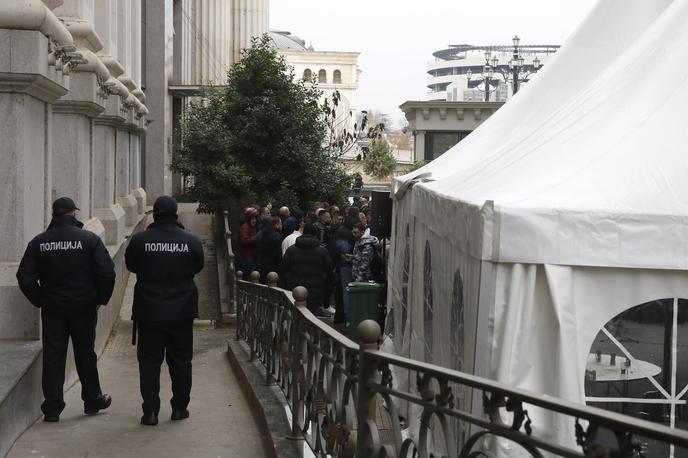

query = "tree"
[171, 35, 352, 212]
[322, 92, 385, 158]
[409, 160, 427, 172]
[363, 138, 397, 178]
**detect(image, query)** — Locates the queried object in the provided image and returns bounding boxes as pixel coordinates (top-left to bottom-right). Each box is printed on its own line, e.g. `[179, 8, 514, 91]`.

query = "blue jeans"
[340, 265, 352, 321]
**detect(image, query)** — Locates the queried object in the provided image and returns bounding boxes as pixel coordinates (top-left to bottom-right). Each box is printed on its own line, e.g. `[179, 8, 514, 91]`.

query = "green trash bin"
[348, 281, 382, 342]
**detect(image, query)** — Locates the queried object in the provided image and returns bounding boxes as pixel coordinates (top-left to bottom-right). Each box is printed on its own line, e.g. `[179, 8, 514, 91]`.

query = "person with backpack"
[351, 222, 381, 282]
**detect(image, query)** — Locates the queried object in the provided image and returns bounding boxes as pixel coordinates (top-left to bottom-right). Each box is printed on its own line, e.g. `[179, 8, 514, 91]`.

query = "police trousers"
[136, 320, 193, 414]
[41, 306, 102, 416]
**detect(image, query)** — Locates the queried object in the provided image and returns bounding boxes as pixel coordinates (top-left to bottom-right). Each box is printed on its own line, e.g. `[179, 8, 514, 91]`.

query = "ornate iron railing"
[230, 269, 688, 457]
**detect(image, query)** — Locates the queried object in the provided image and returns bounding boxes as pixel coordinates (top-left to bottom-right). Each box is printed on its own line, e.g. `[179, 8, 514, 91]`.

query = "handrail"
[222, 215, 688, 457]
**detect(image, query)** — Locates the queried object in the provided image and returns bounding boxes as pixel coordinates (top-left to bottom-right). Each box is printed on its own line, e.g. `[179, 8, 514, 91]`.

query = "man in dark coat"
[125, 196, 204, 426]
[256, 216, 283, 284]
[280, 224, 334, 317]
[17, 197, 115, 422]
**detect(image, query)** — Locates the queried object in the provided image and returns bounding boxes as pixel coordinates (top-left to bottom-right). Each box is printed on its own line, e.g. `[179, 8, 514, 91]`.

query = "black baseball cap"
[153, 195, 178, 216]
[52, 197, 80, 216]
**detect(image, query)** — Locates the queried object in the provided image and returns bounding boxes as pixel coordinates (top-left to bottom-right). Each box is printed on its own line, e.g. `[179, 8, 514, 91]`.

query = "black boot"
[171, 409, 189, 421]
[84, 394, 112, 415]
[140, 412, 159, 426]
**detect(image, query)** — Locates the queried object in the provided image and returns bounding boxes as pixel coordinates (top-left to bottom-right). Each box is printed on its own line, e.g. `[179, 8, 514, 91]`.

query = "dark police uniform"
[125, 198, 204, 422]
[17, 210, 115, 419]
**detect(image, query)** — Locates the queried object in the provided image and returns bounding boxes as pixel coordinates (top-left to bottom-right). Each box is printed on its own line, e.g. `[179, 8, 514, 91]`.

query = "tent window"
[318, 69, 327, 83]
[303, 68, 312, 81]
[585, 298, 688, 456]
[450, 270, 464, 372]
[423, 241, 434, 363]
[333, 69, 342, 84]
[400, 225, 410, 340]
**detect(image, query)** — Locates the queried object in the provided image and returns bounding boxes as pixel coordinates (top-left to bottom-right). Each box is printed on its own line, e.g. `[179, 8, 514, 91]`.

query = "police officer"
[125, 196, 204, 426]
[16, 197, 115, 422]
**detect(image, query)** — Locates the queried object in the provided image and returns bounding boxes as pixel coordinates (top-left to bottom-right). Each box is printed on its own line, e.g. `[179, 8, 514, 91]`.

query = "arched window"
[318, 69, 327, 83]
[302, 68, 312, 81]
[333, 69, 342, 84]
[585, 298, 688, 456]
[401, 226, 410, 339]
[423, 241, 434, 363]
[450, 270, 465, 372]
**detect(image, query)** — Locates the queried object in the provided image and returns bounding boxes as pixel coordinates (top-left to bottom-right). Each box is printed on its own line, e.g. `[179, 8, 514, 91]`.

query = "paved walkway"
[9, 214, 270, 458]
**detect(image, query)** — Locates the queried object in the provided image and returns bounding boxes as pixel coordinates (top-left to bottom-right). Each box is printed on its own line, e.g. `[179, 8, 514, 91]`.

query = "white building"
[427, 42, 559, 101]
[270, 30, 360, 157]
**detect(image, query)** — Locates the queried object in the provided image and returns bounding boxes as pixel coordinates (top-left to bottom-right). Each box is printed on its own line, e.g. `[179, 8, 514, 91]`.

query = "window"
[423, 241, 433, 363]
[585, 298, 688, 457]
[333, 69, 342, 84]
[318, 69, 327, 83]
[303, 68, 312, 81]
[424, 131, 471, 161]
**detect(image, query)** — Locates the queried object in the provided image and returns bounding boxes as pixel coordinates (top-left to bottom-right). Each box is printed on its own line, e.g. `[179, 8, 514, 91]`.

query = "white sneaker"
[325, 306, 336, 315]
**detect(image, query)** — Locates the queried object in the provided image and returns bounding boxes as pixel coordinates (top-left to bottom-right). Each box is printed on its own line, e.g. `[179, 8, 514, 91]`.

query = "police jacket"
[125, 218, 204, 322]
[16, 215, 116, 311]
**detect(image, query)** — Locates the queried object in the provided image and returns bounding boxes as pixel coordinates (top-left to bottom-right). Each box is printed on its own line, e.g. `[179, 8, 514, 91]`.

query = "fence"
[222, 218, 688, 457]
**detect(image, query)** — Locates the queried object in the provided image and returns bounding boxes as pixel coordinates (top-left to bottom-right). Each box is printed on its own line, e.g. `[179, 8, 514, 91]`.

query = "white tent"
[387, 0, 688, 452]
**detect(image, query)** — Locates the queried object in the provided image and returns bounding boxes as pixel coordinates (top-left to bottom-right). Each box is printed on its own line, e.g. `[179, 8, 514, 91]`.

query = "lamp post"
[466, 51, 494, 102]
[484, 35, 542, 97]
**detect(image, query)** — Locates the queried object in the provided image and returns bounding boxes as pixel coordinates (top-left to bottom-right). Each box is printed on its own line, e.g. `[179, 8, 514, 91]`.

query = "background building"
[428, 42, 559, 101]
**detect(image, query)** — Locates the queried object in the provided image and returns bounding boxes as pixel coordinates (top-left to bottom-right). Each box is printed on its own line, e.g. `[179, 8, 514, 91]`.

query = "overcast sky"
[270, 0, 597, 127]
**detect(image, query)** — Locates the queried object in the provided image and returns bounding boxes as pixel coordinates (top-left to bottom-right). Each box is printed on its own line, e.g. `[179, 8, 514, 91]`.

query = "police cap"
[52, 197, 80, 216]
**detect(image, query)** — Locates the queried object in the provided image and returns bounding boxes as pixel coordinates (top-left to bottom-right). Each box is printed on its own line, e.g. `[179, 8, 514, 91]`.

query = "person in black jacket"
[125, 196, 204, 426]
[280, 224, 334, 317]
[256, 216, 283, 284]
[16, 197, 115, 422]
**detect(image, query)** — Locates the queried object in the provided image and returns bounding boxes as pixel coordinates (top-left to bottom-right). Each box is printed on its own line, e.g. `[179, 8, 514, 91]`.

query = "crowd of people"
[236, 195, 382, 326]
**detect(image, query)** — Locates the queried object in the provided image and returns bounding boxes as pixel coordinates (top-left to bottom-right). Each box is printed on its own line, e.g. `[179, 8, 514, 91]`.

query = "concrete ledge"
[0, 264, 40, 340]
[0, 340, 42, 458]
[83, 217, 106, 242]
[131, 188, 146, 216]
[94, 204, 125, 246]
[226, 338, 306, 458]
[116, 194, 137, 227]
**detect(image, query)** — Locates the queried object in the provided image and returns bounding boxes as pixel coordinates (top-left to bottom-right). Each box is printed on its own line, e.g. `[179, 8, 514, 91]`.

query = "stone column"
[414, 130, 426, 162]
[144, 0, 173, 202]
[130, 126, 147, 216]
[0, 29, 68, 339]
[116, 108, 138, 227]
[52, 71, 106, 240]
[93, 95, 127, 245]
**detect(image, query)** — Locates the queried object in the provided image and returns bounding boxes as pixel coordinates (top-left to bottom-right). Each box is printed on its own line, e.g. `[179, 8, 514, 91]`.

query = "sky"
[270, 0, 597, 127]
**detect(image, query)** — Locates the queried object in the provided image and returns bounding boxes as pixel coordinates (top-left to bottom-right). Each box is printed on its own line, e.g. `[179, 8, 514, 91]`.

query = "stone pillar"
[144, 0, 173, 202]
[93, 95, 127, 245]
[116, 109, 138, 227]
[52, 71, 106, 240]
[414, 130, 426, 162]
[0, 29, 68, 339]
[130, 129, 147, 216]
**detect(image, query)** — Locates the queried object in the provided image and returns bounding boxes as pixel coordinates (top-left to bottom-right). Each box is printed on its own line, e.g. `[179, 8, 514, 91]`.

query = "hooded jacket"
[352, 233, 380, 282]
[239, 210, 257, 261]
[279, 235, 333, 309]
[125, 218, 204, 322]
[17, 215, 116, 311]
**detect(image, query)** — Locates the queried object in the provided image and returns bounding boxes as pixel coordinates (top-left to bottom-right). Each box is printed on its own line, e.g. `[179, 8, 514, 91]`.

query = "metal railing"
[223, 219, 688, 457]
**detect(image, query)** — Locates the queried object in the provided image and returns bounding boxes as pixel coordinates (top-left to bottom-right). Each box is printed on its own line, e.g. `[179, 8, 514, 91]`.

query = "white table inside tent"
[585, 352, 661, 382]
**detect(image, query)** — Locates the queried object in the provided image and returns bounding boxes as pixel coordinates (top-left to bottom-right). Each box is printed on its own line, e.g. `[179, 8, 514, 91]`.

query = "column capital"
[53, 71, 105, 117]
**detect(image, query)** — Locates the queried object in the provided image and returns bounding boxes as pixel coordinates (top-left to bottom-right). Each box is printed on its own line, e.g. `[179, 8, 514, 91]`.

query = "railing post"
[264, 272, 279, 385]
[235, 271, 243, 341]
[248, 271, 260, 361]
[287, 286, 309, 441]
[356, 320, 382, 458]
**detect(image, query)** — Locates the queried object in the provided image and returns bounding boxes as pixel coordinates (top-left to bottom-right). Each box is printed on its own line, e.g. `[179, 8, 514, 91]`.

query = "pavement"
[8, 210, 272, 458]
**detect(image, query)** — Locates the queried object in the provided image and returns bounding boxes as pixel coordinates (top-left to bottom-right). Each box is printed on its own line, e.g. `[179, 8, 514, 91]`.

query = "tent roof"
[394, 0, 688, 269]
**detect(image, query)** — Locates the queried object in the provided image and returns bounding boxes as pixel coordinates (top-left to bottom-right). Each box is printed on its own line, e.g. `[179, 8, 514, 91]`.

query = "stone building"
[0, 2, 268, 447]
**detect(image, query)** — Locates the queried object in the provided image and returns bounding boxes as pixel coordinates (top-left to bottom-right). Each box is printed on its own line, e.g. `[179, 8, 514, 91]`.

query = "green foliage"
[409, 160, 427, 172]
[171, 34, 352, 212]
[363, 138, 397, 178]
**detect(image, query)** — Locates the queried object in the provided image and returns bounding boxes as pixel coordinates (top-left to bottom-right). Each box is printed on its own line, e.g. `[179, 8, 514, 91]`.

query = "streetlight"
[466, 50, 495, 102]
[487, 35, 542, 96]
